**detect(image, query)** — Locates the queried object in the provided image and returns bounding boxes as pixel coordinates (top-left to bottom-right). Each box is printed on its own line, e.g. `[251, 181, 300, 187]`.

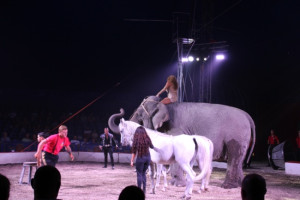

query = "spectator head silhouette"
[0, 173, 10, 200]
[31, 165, 61, 200]
[241, 173, 267, 200]
[118, 185, 145, 200]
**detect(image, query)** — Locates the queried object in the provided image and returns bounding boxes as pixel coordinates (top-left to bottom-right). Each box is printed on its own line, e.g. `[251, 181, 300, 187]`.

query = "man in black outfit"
[99, 127, 118, 169]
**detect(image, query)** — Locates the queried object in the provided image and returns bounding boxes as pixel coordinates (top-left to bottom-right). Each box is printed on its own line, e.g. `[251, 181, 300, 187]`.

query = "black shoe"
[112, 166, 114, 170]
[103, 166, 107, 168]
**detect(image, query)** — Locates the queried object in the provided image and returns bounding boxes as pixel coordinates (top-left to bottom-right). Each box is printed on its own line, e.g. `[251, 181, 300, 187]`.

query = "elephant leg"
[170, 163, 186, 187]
[222, 139, 245, 189]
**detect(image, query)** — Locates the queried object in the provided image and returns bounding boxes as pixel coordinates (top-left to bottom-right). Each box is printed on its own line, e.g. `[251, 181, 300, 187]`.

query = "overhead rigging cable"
[20, 81, 122, 152]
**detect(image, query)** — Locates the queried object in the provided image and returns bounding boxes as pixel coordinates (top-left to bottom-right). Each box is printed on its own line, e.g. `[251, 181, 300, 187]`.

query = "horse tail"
[193, 138, 213, 182]
[190, 138, 198, 165]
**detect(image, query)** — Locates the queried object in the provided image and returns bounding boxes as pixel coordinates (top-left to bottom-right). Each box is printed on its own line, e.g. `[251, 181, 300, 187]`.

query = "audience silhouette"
[31, 165, 61, 200]
[0, 173, 10, 200]
[241, 173, 267, 200]
[118, 185, 145, 200]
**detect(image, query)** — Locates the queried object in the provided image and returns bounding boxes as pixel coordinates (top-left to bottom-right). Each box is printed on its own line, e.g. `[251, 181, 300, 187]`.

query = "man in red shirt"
[267, 129, 279, 145]
[35, 125, 74, 167]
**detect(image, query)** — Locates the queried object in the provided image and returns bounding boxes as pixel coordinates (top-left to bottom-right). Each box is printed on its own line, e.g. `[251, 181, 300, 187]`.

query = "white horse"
[148, 163, 168, 191]
[119, 118, 214, 199]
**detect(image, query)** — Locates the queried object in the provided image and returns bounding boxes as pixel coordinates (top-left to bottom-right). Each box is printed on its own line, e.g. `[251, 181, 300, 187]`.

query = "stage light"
[196, 57, 200, 61]
[216, 54, 225, 60]
[188, 56, 194, 62]
[181, 57, 189, 62]
[204, 57, 208, 61]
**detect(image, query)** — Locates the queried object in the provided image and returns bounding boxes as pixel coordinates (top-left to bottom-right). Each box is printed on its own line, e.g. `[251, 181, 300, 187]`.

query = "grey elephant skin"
[108, 96, 256, 189]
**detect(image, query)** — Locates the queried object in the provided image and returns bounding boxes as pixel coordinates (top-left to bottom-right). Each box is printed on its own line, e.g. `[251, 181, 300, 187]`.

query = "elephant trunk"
[108, 108, 125, 134]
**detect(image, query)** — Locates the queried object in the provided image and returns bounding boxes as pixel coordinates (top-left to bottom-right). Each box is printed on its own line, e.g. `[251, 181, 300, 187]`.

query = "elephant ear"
[152, 103, 169, 130]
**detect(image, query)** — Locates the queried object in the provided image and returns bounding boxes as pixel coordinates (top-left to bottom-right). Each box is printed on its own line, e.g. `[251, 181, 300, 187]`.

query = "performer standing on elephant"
[156, 75, 178, 104]
[99, 127, 118, 169]
[267, 129, 279, 166]
[130, 126, 154, 194]
[34, 125, 74, 167]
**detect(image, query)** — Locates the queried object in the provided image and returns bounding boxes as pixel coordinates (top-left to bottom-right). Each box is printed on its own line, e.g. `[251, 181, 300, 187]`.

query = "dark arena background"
[1, 0, 300, 199]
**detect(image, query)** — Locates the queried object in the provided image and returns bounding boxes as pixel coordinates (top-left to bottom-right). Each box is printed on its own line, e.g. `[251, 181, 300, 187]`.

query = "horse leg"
[204, 166, 212, 191]
[178, 163, 196, 200]
[162, 165, 168, 191]
[155, 164, 162, 188]
[153, 163, 157, 179]
[170, 163, 186, 187]
[149, 162, 156, 194]
[155, 164, 168, 191]
[197, 160, 205, 193]
[166, 164, 171, 174]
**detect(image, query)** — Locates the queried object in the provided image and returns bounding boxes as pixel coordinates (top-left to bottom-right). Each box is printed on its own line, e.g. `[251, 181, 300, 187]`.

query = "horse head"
[119, 118, 139, 146]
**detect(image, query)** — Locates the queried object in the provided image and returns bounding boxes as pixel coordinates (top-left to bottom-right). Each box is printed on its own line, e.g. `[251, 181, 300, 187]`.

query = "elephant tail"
[245, 112, 256, 164]
[194, 138, 213, 182]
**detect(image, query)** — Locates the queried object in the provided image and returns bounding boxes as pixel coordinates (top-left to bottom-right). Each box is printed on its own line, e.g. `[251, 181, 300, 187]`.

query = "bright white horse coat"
[119, 119, 214, 199]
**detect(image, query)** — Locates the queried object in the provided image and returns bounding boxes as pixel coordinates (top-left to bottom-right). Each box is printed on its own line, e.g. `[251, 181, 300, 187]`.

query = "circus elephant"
[108, 96, 256, 189]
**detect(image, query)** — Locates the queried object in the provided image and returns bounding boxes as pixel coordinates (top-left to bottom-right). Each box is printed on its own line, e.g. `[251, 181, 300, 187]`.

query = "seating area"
[0, 105, 129, 153]
[0, 141, 131, 153]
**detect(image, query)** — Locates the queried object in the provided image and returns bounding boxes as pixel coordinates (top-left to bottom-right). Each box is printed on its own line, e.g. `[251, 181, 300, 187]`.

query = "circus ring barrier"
[270, 141, 300, 175]
[0, 141, 227, 168]
[1, 151, 299, 175]
[0, 151, 227, 169]
[1, 142, 299, 175]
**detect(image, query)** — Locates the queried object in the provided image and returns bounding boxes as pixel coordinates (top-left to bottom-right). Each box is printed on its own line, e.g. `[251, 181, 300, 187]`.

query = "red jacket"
[268, 135, 279, 145]
[296, 137, 300, 148]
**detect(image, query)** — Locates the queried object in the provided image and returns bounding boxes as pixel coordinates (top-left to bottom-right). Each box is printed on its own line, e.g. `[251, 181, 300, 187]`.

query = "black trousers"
[103, 147, 114, 167]
[297, 148, 300, 161]
[42, 151, 59, 167]
[267, 144, 277, 168]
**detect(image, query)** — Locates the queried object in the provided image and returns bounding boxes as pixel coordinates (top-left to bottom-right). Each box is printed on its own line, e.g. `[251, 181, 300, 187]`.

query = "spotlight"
[188, 56, 194, 62]
[181, 57, 188, 62]
[216, 54, 225, 60]
[196, 57, 200, 61]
